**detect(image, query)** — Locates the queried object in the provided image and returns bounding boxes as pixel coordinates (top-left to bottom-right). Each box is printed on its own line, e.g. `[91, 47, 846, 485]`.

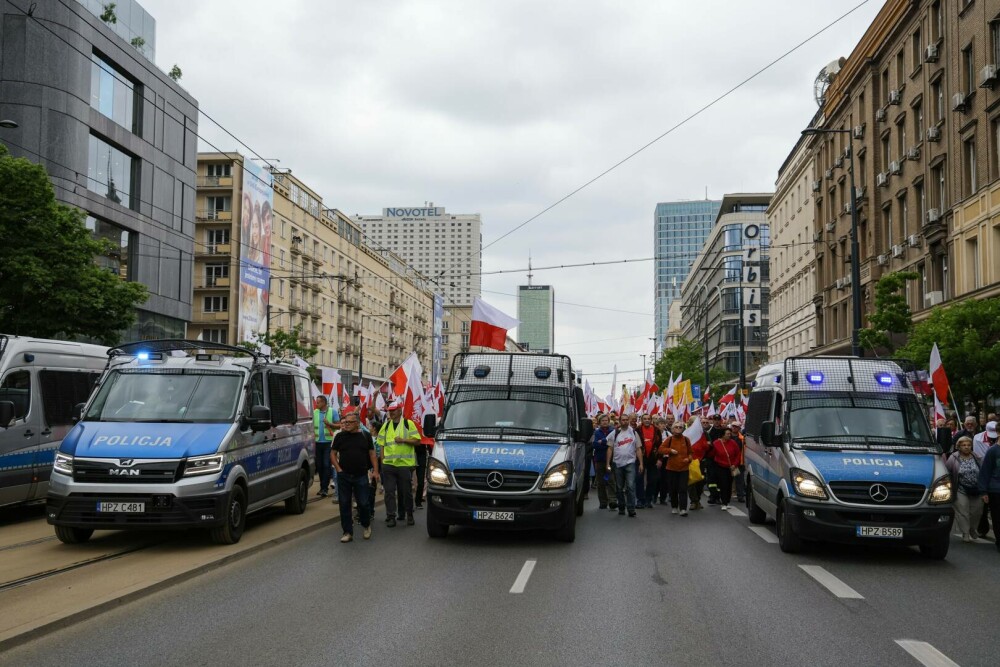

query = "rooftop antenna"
[527, 251, 533, 286]
[705, 186, 708, 200]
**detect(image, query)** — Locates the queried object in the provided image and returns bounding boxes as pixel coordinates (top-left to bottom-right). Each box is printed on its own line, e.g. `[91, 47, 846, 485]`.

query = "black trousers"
[414, 446, 428, 504]
[665, 469, 689, 510]
[717, 466, 734, 505]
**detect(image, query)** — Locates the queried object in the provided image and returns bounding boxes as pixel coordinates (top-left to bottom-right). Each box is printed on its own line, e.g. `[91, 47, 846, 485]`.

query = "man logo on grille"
[869, 484, 889, 503]
[486, 471, 504, 489]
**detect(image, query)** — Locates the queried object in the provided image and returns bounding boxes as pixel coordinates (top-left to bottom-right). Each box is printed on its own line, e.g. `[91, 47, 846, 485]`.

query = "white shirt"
[610, 426, 640, 467]
[973, 432, 998, 459]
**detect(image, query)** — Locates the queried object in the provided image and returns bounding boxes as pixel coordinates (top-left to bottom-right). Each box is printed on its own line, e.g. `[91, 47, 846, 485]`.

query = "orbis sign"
[383, 207, 444, 217]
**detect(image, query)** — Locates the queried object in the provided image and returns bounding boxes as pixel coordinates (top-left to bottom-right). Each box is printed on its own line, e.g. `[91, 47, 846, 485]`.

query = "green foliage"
[130, 36, 145, 50]
[898, 297, 1000, 406]
[168, 65, 182, 82]
[0, 145, 147, 345]
[654, 337, 732, 389]
[100, 3, 117, 23]
[858, 271, 919, 353]
[240, 324, 318, 362]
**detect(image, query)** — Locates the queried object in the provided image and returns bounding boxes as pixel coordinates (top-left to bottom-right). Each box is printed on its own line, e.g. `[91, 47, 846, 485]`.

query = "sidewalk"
[0, 484, 370, 651]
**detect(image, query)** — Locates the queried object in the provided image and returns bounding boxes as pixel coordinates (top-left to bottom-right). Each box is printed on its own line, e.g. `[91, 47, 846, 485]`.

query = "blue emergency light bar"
[806, 372, 824, 385]
[875, 372, 893, 386]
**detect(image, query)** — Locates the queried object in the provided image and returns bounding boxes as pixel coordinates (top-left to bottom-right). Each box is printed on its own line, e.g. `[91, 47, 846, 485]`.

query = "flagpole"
[947, 387, 962, 421]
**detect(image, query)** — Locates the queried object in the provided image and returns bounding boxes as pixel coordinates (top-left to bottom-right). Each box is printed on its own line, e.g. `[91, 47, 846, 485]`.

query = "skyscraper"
[653, 199, 721, 353]
[517, 285, 554, 353]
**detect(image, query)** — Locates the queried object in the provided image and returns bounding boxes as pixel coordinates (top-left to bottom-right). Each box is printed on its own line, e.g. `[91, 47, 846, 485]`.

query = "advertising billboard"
[432, 293, 444, 384]
[238, 160, 273, 343]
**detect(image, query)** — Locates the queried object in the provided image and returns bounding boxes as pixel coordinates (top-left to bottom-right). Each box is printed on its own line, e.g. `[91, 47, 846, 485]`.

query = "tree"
[168, 65, 182, 82]
[858, 270, 919, 354]
[898, 297, 1000, 411]
[653, 337, 731, 390]
[240, 324, 318, 361]
[0, 145, 148, 344]
[100, 3, 117, 24]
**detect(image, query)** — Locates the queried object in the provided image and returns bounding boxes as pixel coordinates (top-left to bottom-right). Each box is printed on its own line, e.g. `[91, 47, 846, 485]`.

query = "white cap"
[987, 421, 998, 437]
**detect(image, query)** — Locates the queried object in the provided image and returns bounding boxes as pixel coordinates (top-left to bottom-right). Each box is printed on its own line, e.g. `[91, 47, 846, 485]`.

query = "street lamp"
[802, 127, 863, 358]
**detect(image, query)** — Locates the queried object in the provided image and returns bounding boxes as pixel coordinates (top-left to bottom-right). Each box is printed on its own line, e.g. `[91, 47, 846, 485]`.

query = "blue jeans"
[315, 442, 332, 493]
[337, 472, 371, 536]
[613, 462, 637, 511]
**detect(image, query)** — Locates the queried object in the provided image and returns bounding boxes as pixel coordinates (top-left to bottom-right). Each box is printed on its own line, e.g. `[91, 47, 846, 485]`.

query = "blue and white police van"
[47, 340, 315, 545]
[743, 356, 954, 559]
[422, 352, 593, 542]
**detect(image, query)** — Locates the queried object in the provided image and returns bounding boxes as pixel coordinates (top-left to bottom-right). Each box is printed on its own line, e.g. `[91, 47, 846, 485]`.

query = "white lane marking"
[509, 559, 537, 594]
[895, 640, 961, 667]
[798, 565, 864, 599]
[726, 506, 747, 517]
[749, 526, 779, 544]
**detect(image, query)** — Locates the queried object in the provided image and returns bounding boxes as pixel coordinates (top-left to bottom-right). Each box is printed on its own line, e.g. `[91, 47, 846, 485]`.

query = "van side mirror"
[0, 401, 13, 428]
[579, 419, 594, 443]
[760, 421, 776, 447]
[72, 402, 86, 424]
[422, 413, 437, 438]
[248, 405, 272, 432]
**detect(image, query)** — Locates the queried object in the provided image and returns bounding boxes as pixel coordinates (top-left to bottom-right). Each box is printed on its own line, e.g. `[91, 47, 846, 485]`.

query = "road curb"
[0, 499, 385, 653]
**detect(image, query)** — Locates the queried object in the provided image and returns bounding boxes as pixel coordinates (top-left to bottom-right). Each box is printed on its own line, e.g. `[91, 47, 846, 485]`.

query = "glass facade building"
[653, 200, 721, 352]
[76, 0, 156, 61]
[517, 285, 554, 353]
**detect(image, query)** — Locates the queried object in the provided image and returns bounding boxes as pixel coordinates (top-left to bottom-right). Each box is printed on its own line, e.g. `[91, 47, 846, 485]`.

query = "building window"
[992, 20, 1000, 68]
[964, 137, 977, 196]
[202, 328, 227, 344]
[204, 296, 228, 312]
[913, 102, 923, 141]
[85, 215, 132, 280]
[912, 29, 922, 71]
[205, 263, 228, 287]
[962, 45, 975, 95]
[932, 80, 944, 123]
[206, 196, 231, 212]
[931, 2, 943, 42]
[90, 52, 140, 133]
[966, 237, 980, 290]
[881, 134, 891, 167]
[915, 182, 925, 225]
[206, 164, 231, 177]
[883, 207, 893, 249]
[207, 228, 230, 252]
[897, 194, 908, 240]
[993, 117, 1000, 179]
[461, 321, 469, 333]
[87, 134, 137, 210]
[932, 163, 947, 209]
[897, 120, 906, 157]
[896, 50, 905, 88]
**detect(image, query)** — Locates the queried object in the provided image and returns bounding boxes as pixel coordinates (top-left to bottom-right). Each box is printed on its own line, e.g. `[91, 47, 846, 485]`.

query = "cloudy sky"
[144, 0, 884, 389]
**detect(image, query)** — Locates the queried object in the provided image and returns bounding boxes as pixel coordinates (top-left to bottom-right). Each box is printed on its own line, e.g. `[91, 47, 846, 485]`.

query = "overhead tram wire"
[479, 289, 653, 316]
[451, 0, 872, 263]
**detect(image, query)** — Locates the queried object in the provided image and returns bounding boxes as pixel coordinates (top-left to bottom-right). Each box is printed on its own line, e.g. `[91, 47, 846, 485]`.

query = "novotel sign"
[383, 207, 444, 217]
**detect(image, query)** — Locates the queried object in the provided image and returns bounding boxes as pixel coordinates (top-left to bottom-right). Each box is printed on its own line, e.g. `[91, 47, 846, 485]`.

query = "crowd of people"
[935, 413, 1000, 549]
[589, 411, 745, 517]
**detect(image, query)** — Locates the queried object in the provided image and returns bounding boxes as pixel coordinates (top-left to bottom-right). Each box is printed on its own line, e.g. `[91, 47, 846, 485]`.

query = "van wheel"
[776, 499, 802, 554]
[555, 503, 577, 543]
[919, 536, 950, 560]
[55, 525, 93, 544]
[211, 485, 247, 545]
[575, 487, 585, 517]
[426, 505, 449, 538]
[746, 478, 767, 525]
[285, 468, 309, 515]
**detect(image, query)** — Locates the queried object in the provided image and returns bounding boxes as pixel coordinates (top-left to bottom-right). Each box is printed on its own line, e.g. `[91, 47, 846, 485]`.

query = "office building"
[653, 199, 722, 353]
[517, 285, 555, 353]
[0, 0, 198, 339]
[354, 205, 482, 307]
[678, 194, 771, 380]
[192, 154, 433, 388]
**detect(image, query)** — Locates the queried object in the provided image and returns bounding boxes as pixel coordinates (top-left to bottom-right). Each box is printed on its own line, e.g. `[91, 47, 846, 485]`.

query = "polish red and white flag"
[388, 352, 425, 420]
[469, 298, 520, 351]
[683, 416, 707, 451]
[933, 394, 947, 424]
[929, 343, 951, 405]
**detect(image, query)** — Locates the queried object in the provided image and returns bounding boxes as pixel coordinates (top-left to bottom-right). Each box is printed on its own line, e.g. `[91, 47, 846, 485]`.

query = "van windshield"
[787, 392, 934, 449]
[444, 399, 568, 435]
[85, 369, 244, 423]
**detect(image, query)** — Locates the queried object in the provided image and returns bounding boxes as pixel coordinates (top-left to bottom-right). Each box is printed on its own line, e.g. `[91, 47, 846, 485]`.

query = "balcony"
[290, 244, 302, 256]
[414, 312, 428, 324]
[195, 244, 231, 257]
[288, 302, 302, 313]
[193, 310, 230, 323]
[197, 176, 234, 188]
[195, 210, 233, 222]
[194, 276, 230, 290]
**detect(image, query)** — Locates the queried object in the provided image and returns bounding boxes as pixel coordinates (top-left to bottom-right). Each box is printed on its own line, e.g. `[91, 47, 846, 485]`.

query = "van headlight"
[183, 454, 224, 477]
[53, 453, 74, 476]
[929, 475, 953, 504]
[791, 469, 828, 500]
[428, 460, 451, 487]
[542, 462, 572, 490]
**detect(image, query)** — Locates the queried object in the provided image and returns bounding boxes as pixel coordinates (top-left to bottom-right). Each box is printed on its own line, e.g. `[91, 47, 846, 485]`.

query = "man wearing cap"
[974, 421, 999, 539]
[376, 399, 421, 527]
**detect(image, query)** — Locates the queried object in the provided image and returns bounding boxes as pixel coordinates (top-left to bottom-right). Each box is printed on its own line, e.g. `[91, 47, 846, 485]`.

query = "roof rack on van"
[108, 339, 267, 363]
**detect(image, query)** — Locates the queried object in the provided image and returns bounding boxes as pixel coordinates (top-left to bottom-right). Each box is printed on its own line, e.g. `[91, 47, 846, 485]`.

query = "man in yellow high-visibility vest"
[377, 398, 421, 527]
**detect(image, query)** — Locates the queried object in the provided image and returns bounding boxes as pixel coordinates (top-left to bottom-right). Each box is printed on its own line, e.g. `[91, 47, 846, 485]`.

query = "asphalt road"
[4, 494, 998, 667]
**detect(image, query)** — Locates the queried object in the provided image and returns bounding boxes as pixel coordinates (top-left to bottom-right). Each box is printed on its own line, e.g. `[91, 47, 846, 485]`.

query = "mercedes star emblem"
[486, 471, 504, 489]
[869, 483, 889, 503]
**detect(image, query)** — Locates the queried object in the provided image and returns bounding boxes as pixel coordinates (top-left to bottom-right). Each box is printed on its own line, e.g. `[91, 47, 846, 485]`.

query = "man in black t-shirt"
[332, 412, 379, 543]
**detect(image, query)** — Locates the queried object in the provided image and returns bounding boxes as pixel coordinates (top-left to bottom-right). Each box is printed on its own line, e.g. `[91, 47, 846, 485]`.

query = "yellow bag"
[688, 458, 704, 484]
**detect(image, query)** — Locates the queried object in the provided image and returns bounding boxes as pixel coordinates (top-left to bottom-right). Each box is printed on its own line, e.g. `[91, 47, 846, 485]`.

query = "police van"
[743, 356, 954, 559]
[0, 335, 108, 508]
[47, 339, 315, 545]
[423, 352, 593, 542]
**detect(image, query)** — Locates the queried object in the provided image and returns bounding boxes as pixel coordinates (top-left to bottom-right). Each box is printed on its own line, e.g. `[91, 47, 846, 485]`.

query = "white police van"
[743, 356, 954, 559]
[423, 353, 593, 542]
[0, 335, 108, 508]
[47, 340, 315, 545]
